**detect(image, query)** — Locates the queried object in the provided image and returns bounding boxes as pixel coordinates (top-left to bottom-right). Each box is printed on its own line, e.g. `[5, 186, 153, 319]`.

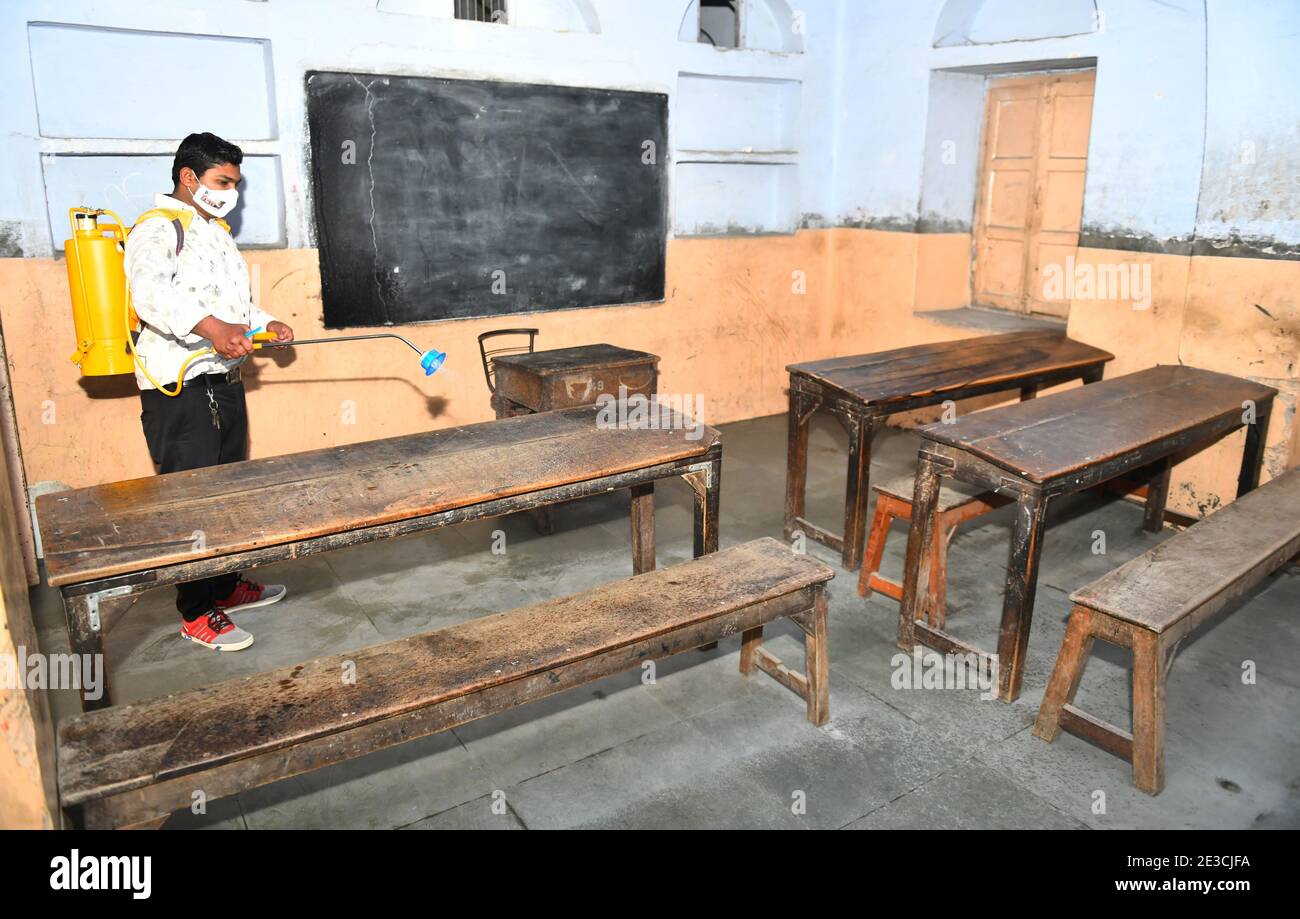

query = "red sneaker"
[215, 576, 288, 613]
[180, 609, 254, 651]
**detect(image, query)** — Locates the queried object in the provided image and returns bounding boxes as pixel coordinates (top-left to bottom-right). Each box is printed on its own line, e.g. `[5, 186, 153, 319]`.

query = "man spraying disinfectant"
[125, 132, 294, 651]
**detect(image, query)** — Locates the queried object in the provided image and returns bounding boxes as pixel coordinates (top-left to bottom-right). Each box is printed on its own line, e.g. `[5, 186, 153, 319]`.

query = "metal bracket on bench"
[86, 586, 134, 632]
[684, 461, 715, 489]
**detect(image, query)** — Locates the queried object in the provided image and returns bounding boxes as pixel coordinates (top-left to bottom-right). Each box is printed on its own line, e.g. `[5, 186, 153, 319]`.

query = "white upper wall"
[1, 0, 838, 255]
[2, 0, 1296, 257]
[826, 0, 1299, 254]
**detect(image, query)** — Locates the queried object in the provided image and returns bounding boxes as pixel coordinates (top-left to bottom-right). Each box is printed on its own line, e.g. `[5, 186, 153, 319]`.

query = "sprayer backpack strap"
[131, 208, 231, 255]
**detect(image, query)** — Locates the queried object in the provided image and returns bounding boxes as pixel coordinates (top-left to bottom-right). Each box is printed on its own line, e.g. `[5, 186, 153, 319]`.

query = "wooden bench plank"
[787, 330, 1112, 407]
[873, 472, 993, 512]
[920, 365, 1276, 484]
[58, 538, 832, 807]
[39, 404, 718, 587]
[1071, 469, 1300, 632]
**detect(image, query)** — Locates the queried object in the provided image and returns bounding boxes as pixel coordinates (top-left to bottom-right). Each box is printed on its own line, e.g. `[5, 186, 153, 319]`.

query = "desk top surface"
[787, 330, 1112, 407]
[494, 343, 659, 376]
[920, 364, 1276, 484]
[39, 404, 718, 588]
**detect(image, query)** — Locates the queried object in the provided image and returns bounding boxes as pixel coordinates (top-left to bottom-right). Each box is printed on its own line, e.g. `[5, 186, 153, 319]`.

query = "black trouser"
[140, 376, 249, 620]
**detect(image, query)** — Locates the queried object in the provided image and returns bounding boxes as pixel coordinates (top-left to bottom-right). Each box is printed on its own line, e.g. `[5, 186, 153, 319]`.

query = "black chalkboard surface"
[305, 71, 668, 328]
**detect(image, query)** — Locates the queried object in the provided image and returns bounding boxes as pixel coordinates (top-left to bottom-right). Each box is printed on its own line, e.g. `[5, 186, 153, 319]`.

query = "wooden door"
[972, 71, 1095, 317]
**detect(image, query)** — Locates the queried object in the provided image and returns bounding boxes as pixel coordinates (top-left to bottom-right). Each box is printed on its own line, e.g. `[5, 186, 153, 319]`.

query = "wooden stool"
[857, 473, 1007, 627]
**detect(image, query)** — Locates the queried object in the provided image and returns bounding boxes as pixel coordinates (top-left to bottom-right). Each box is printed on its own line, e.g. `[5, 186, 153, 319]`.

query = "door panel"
[972, 80, 1042, 312]
[973, 70, 1095, 317]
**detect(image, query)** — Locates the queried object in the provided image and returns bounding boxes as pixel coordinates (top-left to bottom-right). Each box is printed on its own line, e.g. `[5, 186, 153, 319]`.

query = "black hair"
[171, 132, 244, 186]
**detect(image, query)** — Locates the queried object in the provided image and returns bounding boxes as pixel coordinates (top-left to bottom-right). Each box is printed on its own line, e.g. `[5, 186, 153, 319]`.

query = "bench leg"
[898, 455, 944, 651]
[630, 482, 655, 575]
[740, 588, 831, 727]
[1131, 629, 1167, 794]
[65, 593, 112, 711]
[803, 588, 830, 726]
[1034, 604, 1096, 742]
[857, 495, 897, 598]
[739, 626, 763, 674]
[1143, 458, 1171, 533]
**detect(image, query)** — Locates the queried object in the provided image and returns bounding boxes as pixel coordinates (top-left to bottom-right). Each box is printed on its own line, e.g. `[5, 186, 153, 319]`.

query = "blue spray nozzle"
[420, 349, 446, 376]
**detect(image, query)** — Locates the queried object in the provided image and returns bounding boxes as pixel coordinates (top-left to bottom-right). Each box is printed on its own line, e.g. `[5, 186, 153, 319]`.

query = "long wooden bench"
[58, 538, 834, 828]
[1034, 469, 1300, 794]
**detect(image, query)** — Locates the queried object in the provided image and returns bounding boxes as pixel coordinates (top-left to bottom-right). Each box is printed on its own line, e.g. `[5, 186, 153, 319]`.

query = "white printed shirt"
[123, 193, 277, 390]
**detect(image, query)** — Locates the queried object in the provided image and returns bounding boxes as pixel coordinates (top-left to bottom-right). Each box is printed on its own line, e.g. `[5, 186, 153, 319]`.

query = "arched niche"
[934, 0, 1097, 47]
[376, 0, 600, 33]
[677, 0, 804, 53]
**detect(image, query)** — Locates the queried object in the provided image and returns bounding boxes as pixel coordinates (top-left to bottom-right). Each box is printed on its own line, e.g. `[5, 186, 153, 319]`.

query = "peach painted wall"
[3, 231, 842, 490]
[1066, 247, 1299, 517]
[2, 229, 1292, 525]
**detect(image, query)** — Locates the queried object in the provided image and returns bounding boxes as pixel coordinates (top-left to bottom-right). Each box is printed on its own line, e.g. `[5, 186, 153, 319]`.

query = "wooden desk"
[897, 364, 1276, 702]
[492, 344, 661, 535]
[492, 344, 659, 416]
[38, 404, 721, 710]
[784, 331, 1113, 568]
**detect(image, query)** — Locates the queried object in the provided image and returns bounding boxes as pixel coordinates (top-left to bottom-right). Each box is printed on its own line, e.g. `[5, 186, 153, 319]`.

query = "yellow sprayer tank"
[65, 207, 137, 376]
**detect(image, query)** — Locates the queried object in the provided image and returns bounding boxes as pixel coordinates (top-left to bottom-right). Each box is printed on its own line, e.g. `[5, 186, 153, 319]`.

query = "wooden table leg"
[783, 387, 812, 541]
[1143, 458, 1172, 533]
[841, 414, 877, 570]
[995, 490, 1049, 702]
[65, 592, 111, 711]
[897, 453, 944, 651]
[690, 457, 722, 559]
[630, 482, 655, 575]
[1237, 396, 1272, 497]
[689, 454, 723, 650]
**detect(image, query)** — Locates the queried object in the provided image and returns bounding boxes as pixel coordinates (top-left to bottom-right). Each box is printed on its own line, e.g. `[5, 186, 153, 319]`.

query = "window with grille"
[455, 0, 507, 24]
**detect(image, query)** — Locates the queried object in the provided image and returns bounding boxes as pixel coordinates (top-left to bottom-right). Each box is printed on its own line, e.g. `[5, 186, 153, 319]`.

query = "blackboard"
[305, 71, 668, 328]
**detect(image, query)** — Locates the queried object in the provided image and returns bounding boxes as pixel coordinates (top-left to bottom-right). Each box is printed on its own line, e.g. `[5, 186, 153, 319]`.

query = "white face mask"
[190, 180, 239, 219]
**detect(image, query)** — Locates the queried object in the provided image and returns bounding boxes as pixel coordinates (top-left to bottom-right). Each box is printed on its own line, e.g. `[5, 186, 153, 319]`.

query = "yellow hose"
[123, 295, 216, 397]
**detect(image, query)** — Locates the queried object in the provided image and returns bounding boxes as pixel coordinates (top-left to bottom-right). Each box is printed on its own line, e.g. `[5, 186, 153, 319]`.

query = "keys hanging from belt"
[206, 386, 221, 430]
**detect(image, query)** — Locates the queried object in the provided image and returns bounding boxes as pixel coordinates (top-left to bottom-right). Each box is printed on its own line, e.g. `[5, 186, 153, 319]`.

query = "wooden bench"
[37, 403, 721, 710]
[1034, 469, 1300, 794]
[857, 473, 1007, 627]
[57, 538, 834, 829]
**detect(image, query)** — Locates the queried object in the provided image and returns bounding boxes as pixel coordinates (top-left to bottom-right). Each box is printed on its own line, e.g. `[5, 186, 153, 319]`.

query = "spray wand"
[248, 329, 446, 376]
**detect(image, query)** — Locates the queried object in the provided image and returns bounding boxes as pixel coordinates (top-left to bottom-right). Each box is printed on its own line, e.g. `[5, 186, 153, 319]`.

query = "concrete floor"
[32, 413, 1300, 829]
